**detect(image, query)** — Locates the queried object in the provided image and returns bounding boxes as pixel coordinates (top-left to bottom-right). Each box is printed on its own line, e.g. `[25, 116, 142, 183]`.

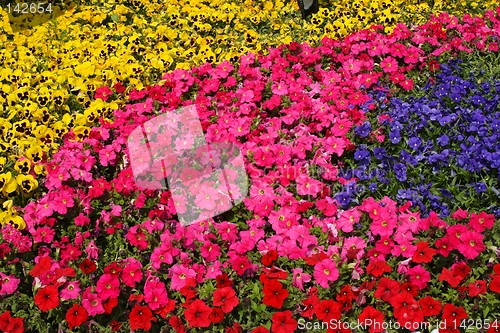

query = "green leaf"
[110, 13, 119, 22]
[483, 305, 489, 318]
[251, 300, 262, 313]
[59, 30, 67, 40]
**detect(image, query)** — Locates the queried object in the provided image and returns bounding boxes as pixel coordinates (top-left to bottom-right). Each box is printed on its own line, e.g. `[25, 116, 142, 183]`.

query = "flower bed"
[331, 58, 500, 218]
[0, 8, 499, 332]
[0, 0, 498, 212]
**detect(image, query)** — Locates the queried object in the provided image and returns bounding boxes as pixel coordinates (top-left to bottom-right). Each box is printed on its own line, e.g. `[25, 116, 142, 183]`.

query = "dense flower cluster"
[0, 0, 498, 211]
[0, 7, 499, 332]
[333, 59, 500, 218]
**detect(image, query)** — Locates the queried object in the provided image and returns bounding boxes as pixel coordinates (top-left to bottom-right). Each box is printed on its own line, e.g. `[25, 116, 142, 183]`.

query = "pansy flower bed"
[0, 3, 500, 333]
[333, 58, 500, 218]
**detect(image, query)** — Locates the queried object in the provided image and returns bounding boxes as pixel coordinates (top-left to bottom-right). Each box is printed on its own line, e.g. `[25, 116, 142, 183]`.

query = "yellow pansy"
[73, 126, 91, 141]
[16, 174, 38, 193]
[74, 62, 96, 78]
[3, 214, 26, 230]
[25, 145, 44, 164]
[0, 173, 17, 195]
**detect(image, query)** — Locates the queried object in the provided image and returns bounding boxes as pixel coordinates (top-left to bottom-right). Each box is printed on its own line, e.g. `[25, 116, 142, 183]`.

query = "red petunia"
[216, 273, 233, 288]
[0, 311, 23, 333]
[262, 280, 289, 309]
[271, 311, 297, 333]
[29, 256, 52, 278]
[66, 304, 88, 330]
[490, 275, 500, 293]
[442, 304, 468, 329]
[336, 284, 355, 303]
[374, 278, 400, 302]
[467, 280, 487, 297]
[155, 299, 176, 319]
[304, 252, 329, 266]
[261, 250, 278, 267]
[34, 285, 59, 312]
[169, 315, 187, 333]
[210, 308, 225, 324]
[79, 259, 97, 275]
[452, 262, 472, 279]
[252, 327, 270, 333]
[110, 320, 122, 332]
[184, 299, 212, 328]
[366, 259, 391, 277]
[0, 311, 13, 332]
[113, 82, 126, 94]
[358, 306, 385, 333]
[129, 305, 154, 332]
[400, 282, 419, 297]
[412, 241, 436, 263]
[439, 267, 464, 288]
[336, 285, 355, 311]
[260, 267, 288, 284]
[7, 317, 24, 333]
[213, 287, 239, 313]
[316, 299, 341, 322]
[225, 322, 242, 333]
[103, 297, 118, 314]
[94, 86, 113, 102]
[179, 278, 197, 303]
[301, 292, 319, 319]
[419, 296, 442, 317]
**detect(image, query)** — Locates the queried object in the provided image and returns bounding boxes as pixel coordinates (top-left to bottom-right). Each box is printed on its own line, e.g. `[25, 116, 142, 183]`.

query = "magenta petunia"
[313, 258, 339, 288]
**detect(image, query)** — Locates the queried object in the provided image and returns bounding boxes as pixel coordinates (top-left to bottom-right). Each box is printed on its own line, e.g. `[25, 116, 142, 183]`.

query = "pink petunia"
[468, 211, 494, 232]
[336, 208, 361, 233]
[194, 186, 224, 211]
[296, 174, 323, 197]
[271, 81, 288, 96]
[313, 258, 339, 288]
[37, 200, 54, 219]
[74, 213, 91, 227]
[341, 237, 367, 261]
[144, 278, 170, 310]
[96, 274, 120, 300]
[31, 226, 55, 244]
[60, 281, 81, 300]
[391, 240, 417, 258]
[343, 58, 362, 74]
[52, 190, 75, 215]
[240, 90, 254, 103]
[292, 268, 311, 291]
[125, 226, 149, 251]
[204, 261, 223, 280]
[150, 243, 177, 270]
[380, 56, 398, 73]
[370, 211, 397, 237]
[374, 237, 394, 256]
[82, 287, 105, 316]
[458, 231, 485, 260]
[86, 240, 99, 260]
[94, 86, 113, 101]
[407, 265, 431, 290]
[169, 265, 196, 291]
[0, 273, 20, 296]
[398, 211, 421, 233]
[121, 258, 143, 288]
